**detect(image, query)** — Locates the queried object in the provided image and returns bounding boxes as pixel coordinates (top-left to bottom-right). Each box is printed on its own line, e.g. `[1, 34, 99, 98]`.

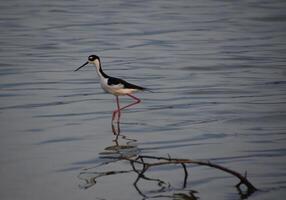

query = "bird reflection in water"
[78, 122, 139, 190]
[99, 122, 139, 160]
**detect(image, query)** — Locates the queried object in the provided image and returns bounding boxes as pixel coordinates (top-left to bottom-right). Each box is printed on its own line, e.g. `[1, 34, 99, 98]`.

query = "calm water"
[1, 0, 286, 199]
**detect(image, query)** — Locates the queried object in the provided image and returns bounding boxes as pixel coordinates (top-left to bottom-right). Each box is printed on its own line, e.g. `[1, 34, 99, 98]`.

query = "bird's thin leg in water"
[112, 96, 121, 121]
[111, 121, 121, 135]
[112, 94, 141, 122]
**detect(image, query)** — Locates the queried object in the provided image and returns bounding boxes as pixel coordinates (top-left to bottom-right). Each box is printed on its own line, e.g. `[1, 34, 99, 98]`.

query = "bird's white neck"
[93, 59, 108, 79]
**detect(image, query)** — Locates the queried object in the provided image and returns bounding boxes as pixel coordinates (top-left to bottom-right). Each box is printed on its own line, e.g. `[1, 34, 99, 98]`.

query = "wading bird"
[74, 55, 147, 122]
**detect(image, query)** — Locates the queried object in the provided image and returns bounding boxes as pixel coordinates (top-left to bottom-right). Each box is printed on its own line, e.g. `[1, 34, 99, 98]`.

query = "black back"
[107, 77, 145, 90]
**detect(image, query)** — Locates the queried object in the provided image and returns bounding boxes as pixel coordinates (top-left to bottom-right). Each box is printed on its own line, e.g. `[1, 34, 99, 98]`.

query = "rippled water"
[1, 0, 286, 199]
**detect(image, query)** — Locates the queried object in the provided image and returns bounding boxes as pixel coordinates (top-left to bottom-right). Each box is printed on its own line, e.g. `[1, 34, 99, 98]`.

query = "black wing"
[107, 77, 122, 86]
[107, 77, 145, 90]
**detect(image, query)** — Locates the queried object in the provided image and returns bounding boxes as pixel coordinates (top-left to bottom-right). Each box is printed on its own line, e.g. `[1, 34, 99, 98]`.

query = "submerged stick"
[122, 155, 257, 195]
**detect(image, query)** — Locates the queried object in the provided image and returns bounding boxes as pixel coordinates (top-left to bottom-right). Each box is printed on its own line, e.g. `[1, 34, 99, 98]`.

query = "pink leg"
[119, 94, 141, 112]
[112, 94, 141, 122]
[112, 96, 121, 121]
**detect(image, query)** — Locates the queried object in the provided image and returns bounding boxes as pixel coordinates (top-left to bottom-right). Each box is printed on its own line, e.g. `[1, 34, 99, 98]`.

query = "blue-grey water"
[1, 0, 286, 199]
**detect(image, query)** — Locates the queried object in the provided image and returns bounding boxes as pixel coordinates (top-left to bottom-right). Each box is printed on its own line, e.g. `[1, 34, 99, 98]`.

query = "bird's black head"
[74, 54, 101, 72]
[88, 55, 100, 62]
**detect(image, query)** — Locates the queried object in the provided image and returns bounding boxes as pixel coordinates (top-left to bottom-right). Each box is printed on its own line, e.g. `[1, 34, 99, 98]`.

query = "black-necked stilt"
[74, 55, 147, 122]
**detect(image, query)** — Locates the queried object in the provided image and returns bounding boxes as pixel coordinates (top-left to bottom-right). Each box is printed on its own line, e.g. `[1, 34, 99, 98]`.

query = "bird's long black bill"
[74, 61, 89, 72]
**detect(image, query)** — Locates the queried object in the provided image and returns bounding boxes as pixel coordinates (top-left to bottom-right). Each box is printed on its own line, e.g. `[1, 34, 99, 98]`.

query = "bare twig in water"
[79, 122, 257, 199]
[121, 155, 257, 198]
[79, 154, 257, 199]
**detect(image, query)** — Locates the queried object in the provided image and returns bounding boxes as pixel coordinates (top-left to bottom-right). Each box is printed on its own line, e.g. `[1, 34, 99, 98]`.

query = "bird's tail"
[142, 87, 154, 93]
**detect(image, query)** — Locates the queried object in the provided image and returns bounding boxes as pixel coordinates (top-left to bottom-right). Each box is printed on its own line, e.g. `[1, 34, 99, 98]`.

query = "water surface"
[1, 0, 286, 199]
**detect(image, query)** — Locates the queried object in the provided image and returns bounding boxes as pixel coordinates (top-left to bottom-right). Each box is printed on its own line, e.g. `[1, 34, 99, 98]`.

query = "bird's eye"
[88, 55, 99, 61]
